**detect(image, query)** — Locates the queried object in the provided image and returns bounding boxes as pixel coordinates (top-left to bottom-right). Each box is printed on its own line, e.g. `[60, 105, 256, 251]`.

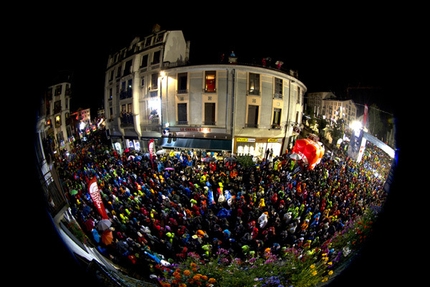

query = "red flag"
[362, 104, 368, 127]
[149, 139, 155, 157]
[88, 177, 109, 219]
[149, 139, 155, 168]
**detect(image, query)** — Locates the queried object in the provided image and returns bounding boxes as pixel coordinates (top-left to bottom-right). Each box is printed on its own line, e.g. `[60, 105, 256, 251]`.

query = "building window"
[55, 115, 61, 128]
[117, 66, 121, 78]
[54, 100, 61, 114]
[248, 73, 260, 95]
[56, 130, 64, 144]
[120, 104, 134, 126]
[274, 77, 283, 99]
[204, 103, 216, 125]
[177, 73, 188, 93]
[141, 77, 145, 87]
[152, 51, 161, 64]
[127, 79, 133, 98]
[144, 37, 152, 47]
[177, 103, 187, 125]
[109, 88, 113, 100]
[141, 55, 148, 68]
[247, 105, 259, 128]
[46, 88, 53, 101]
[120, 82, 126, 99]
[124, 60, 132, 76]
[151, 73, 158, 90]
[272, 108, 282, 129]
[295, 111, 300, 124]
[109, 70, 114, 81]
[205, 71, 216, 92]
[155, 32, 164, 43]
[55, 85, 62, 96]
[66, 125, 73, 138]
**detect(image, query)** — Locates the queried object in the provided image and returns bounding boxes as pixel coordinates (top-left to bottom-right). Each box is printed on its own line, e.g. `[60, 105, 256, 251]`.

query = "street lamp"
[159, 71, 165, 133]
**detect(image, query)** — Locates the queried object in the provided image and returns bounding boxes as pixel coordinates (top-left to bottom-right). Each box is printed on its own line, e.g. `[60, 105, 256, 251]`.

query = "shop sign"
[179, 127, 211, 132]
[237, 138, 255, 142]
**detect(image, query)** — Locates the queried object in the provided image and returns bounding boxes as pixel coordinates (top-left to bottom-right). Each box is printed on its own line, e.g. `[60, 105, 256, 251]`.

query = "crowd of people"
[55, 130, 392, 281]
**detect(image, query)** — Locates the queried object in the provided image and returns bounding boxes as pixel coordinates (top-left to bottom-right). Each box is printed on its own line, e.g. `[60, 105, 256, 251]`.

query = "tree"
[367, 104, 384, 139]
[237, 155, 254, 169]
[327, 119, 345, 149]
[316, 116, 328, 139]
[303, 106, 316, 128]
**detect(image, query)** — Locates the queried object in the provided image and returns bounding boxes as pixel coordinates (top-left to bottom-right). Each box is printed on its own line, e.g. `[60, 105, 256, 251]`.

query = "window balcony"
[120, 122, 135, 128]
[141, 119, 161, 132]
[150, 63, 160, 69]
[248, 90, 260, 96]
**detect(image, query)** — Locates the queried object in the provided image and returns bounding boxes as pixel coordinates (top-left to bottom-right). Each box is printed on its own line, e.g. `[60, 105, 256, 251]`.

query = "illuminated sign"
[179, 127, 212, 132]
[237, 138, 255, 142]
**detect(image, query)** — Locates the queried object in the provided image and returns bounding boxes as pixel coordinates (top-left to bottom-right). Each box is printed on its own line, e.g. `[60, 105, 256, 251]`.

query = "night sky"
[35, 6, 399, 118]
[28, 5, 412, 287]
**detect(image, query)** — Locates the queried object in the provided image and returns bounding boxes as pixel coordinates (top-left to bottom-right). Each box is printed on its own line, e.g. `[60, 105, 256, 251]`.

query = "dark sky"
[28, 6, 413, 287]
[35, 6, 399, 118]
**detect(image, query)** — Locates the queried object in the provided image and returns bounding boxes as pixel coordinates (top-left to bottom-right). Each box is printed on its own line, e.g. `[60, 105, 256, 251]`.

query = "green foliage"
[367, 103, 384, 138]
[330, 208, 377, 253]
[326, 120, 345, 149]
[64, 219, 89, 244]
[158, 208, 379, 287]
[236, 155, 255, 169]
[316, 117, 328, 138]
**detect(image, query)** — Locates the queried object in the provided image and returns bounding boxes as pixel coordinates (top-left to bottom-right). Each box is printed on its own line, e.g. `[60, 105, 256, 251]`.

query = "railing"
[248, 90, 260, 96]
[177, 89, 188, 94]
[142, 118, 160, 126]
[119, 90, 133, 99]
[141, 119, 161, 131]
[120, 122, 135, 128]
[273, 93, 283, 99]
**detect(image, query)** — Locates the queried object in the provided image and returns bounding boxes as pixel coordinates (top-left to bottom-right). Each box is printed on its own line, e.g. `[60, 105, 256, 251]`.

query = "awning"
[161, 138, 232, 151]
[107, 128, 122, 137]
[124, 130, 139, 139]
[107, 127, 139, 139]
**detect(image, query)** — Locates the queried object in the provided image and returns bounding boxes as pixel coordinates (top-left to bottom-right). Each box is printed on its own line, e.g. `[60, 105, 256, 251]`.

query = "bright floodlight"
[349, 120, 362, 132]
[79, 121, 86, 131]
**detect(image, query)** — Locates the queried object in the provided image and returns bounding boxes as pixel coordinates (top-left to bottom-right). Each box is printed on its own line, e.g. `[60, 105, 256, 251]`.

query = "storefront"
[160, 137, 232, 151]
[235, 137, 283, 159]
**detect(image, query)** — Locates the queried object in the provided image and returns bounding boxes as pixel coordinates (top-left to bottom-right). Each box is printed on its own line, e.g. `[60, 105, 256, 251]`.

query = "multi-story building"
[104, 26, 306, 159]
[37, 79, 74, 156]
[306, 91, 358, 126]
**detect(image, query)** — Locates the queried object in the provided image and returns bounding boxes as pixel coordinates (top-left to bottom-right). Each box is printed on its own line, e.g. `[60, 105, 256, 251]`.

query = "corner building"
[104, 27, 306, 159]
